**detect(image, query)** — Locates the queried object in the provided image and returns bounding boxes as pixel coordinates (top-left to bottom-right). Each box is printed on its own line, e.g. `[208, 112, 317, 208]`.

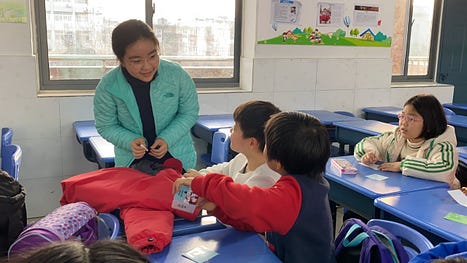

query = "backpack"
[0, 170, 26, 256]
[335, 218, 409, 263]
[8, 201, 98, 257]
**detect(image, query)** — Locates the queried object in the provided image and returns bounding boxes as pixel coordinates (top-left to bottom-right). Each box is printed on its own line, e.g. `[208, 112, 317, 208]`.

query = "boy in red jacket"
[174, 111, 335, 262]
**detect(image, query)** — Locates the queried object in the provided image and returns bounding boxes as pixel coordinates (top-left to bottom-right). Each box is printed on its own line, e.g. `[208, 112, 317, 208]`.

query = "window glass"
[152, 0, 236, 79]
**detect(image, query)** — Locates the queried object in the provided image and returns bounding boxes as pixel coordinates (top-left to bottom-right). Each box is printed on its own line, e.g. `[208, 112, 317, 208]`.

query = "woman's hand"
[149, 138, 168, 158]
[184, 169, 201, 178]
[131, 137, 148, 159]
[379, 162, 401, 172]
[361, 152, 379, 165]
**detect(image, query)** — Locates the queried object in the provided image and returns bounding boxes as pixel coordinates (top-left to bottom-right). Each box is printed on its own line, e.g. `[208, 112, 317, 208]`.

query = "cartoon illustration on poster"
[258, 0, 391, 47]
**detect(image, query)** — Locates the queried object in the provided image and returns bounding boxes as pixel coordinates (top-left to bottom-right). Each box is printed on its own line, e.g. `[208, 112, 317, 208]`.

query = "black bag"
[456, 158, 467, 187]
[0, 170, 27, 256]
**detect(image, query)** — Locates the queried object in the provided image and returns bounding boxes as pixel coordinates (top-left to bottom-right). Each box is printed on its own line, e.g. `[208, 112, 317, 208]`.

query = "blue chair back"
[1, 144, 22, 181]
[367, 219, 433, 260]
[211, 128, 231, 164]
[97, 213, 120, 240]
[2, 127, 13, 152]
[444, 107, 456, 116]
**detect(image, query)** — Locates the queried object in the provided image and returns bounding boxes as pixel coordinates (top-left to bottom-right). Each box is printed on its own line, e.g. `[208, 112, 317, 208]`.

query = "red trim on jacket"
[191, 173, 302, 234]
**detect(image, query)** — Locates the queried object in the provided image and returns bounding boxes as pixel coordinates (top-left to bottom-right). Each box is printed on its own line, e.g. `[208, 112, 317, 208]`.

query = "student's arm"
[354, 132, 394, 162]
[401, 141, 457, 184]
[191, 174, 301, 234]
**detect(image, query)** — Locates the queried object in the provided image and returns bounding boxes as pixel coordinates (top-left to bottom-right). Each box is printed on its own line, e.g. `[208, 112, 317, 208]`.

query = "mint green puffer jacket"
[94, 60, 199, 170]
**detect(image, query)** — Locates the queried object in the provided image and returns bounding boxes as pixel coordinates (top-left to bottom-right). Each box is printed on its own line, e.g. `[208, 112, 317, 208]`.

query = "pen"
[139, 144, 148, 152]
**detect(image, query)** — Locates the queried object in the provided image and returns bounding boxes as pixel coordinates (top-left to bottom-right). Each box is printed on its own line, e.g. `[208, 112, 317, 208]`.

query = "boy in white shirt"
[185, 100, 281, 187]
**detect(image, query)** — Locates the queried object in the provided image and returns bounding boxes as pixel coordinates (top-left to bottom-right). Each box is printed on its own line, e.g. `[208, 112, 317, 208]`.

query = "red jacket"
[61, 167, 200, 254]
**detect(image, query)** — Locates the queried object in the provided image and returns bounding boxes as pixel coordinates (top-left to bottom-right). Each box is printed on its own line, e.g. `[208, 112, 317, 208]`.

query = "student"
[94, 19, 199, 171]
[354, 94, 459, 188]
[174, 111, 335, 263]
[7, 240, 149, 263]
[185, 100, 281, 187]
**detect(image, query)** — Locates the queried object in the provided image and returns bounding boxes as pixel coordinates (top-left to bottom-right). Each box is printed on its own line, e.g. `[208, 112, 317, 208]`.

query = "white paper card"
[366, 174, 388, 181]
[448, 189, 467, 207]
[182, 246, 219, 263]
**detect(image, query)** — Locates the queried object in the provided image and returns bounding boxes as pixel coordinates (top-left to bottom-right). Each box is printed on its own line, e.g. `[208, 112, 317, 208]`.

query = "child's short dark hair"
[405, 94, 447, 139]
[233, 100, 281, 151]
[264, 111, 330, 176]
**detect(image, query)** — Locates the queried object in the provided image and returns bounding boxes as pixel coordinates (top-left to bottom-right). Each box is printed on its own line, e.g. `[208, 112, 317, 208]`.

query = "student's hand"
[379, 162, 401, 172]
[184, 169, 201, 178]
[197, 197, 217, 213]
[173, 177, 194, 194]
[131, 137, 148, 159]
[461, 187, 467, 195]
[361, 152, 379, 165]
[149, 138, 168, 159]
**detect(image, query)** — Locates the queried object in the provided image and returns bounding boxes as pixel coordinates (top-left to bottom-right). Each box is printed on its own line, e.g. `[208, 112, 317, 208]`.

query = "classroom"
[1, 0, 466, 262]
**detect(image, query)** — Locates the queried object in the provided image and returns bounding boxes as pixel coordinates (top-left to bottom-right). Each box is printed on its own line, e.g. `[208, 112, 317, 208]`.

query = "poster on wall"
[0, 0, 27, 23]
[257, 0, 391, 47]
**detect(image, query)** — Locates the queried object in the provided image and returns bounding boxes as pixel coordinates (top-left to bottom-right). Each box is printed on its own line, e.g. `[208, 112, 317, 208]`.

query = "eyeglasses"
[397, 113, 423, 123]
[125, 53, 159, 68]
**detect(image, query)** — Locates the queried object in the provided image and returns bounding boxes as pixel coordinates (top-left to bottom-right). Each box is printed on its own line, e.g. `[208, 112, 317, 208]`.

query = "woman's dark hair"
[404, 94, 447, 139]
[111, 19, 160, 61]
[264, 111, 330, 176]
[233, 100, 281, 151]
[8, 240, 149, 263]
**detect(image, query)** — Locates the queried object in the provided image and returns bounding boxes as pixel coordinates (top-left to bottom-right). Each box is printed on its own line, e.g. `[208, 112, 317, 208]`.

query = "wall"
[0, 0, 453, 218]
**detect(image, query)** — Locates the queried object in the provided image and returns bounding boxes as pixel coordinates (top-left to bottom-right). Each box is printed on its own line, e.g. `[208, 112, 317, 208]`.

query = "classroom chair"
[97, 213, 120, 240]
[1, 144, 22, 181]
[1, 127, 13, 149]
[200, 128, 232, 166]
[367, 219, 433, 260]
[444, 107, 456, 116]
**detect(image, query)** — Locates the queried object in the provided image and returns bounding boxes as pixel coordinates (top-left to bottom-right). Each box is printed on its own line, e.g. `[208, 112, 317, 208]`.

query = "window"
[35, 0, 241, 91]
[391, 0, 441, 82]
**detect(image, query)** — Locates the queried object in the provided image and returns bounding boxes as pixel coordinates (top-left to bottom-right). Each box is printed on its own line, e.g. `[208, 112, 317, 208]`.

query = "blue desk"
[298, 110, 361, 125]
[375, 188, 467, 244]
[148, 228, 281, 262]
[191, 114, 234, 145]
[89, 136, 115, 168]
[444, 103, 467, 116]
[173, 215, 226, 237]
[458, 146, 467, 159]
[447, 115, 467, 146]
[325, 156, 449, 219]
[333, 119, 397, 154]
[72, 120, 99, 163]
[362, 106, 401, 123]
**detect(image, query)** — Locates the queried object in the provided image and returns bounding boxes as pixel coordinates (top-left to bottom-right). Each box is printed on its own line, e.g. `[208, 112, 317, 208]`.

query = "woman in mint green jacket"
[94, 19, 199, 170]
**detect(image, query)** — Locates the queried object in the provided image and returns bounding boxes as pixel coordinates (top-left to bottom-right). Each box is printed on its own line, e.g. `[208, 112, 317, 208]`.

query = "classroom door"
[437, 0, 467, 103]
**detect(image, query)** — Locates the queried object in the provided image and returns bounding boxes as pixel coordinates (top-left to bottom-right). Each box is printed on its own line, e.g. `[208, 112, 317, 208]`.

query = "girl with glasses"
[354, 94, 459, 189]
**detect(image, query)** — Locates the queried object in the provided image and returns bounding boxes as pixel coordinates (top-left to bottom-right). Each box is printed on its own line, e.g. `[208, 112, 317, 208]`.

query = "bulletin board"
[257, 0, 392, 47]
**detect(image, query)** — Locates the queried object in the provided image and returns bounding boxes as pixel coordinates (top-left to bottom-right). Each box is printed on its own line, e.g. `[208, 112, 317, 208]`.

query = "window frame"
[391, 0, 441, 83]
[34, 0, 242, 91]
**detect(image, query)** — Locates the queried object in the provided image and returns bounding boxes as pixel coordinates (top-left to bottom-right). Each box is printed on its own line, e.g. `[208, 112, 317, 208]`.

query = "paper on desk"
[360, 161, 383, 171]
[448, 189, 467, 207]
[444, 212, 467, 225]
[366, 174, 388, 181]
[182, 246, 218, 263]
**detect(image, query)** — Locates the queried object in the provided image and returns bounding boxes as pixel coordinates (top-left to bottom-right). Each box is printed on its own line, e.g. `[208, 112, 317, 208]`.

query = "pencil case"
[331, 158, 358, 175]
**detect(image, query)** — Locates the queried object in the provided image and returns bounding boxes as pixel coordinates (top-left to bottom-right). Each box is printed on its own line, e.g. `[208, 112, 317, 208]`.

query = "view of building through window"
[391, 0, 435, 77]
[44, 0, 235, 81]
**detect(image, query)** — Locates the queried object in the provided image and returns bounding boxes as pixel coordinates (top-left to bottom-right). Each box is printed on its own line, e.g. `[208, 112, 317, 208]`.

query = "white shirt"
[198, 153, 281, 187]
